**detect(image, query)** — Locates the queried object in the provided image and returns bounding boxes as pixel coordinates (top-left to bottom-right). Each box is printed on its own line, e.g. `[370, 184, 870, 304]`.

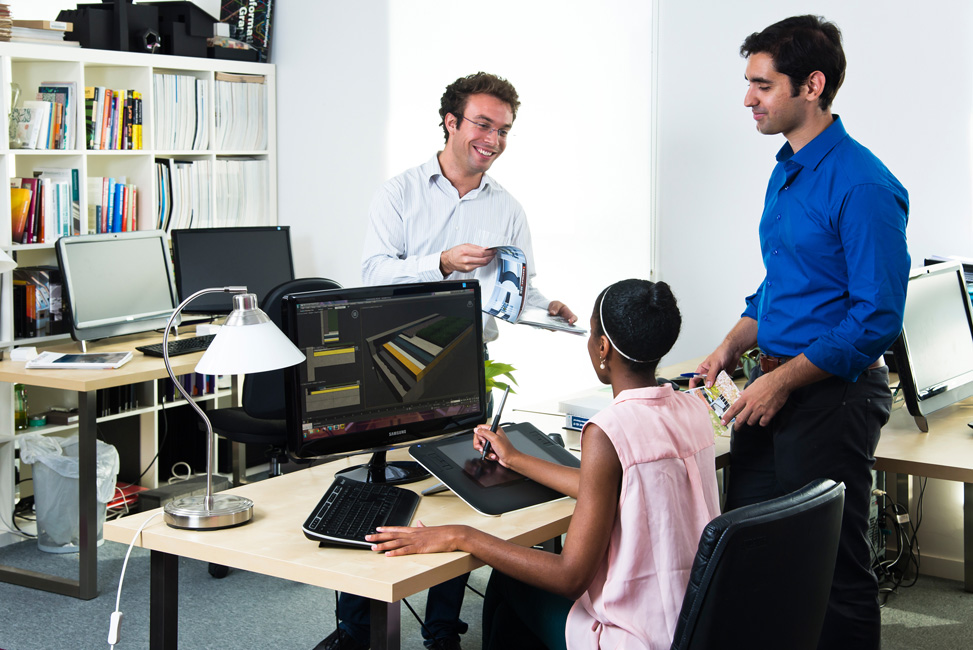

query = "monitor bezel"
[55, 231, 181, 343]
[282, 280, 488, 460]
[890, 261, 973, 425]
[170, 225, 295, 315]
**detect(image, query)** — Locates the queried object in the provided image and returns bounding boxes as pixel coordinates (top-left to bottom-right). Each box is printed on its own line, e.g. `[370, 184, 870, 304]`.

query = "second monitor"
[171, 226, 295, 314]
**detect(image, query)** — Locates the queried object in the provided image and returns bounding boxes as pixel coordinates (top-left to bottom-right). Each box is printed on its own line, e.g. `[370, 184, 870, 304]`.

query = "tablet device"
[409, 422, 581, 516]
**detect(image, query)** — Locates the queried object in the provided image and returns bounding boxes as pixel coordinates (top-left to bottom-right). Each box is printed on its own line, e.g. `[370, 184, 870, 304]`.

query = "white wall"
[657, 1, 973, 365]
[276, 0, 656, 404]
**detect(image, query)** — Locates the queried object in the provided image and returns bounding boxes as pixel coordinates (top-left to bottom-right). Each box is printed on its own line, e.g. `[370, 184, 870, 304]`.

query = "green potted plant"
[484, 359, 517, 394]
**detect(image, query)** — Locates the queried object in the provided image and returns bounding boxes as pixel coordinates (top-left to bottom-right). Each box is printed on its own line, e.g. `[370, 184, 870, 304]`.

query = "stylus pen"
[481, 385, 510, 460]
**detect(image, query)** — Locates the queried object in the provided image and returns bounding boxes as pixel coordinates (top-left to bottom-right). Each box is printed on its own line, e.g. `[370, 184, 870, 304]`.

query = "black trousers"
[725, 365, 891, 650]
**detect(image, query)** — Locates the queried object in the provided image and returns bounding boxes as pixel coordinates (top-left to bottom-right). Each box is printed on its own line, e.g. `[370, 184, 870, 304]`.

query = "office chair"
[206, 277, 341, 481]
[670, 478, 845, 650]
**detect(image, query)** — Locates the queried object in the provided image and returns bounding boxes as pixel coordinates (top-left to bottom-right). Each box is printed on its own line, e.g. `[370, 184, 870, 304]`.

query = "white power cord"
[109, 511, 165, 648]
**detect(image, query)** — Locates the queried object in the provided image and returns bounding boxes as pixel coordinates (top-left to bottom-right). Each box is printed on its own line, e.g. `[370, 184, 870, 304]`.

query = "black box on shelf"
[146, 1, 216, 58]
[208, 45, 260, 62]
[58, 1, 160, 53]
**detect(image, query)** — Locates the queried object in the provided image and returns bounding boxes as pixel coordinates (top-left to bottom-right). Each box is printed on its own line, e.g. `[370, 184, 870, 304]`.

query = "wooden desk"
[0, 333, 209, 599]
[874, 398, 973, 590]
[103, 451, 576, 650]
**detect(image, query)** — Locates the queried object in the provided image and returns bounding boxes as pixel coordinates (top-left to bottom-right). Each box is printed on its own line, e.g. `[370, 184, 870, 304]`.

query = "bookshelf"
[0, 44, 276, 529]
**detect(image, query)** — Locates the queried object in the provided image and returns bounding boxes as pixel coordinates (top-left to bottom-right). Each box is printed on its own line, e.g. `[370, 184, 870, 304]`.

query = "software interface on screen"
[171, 226, 294, 314]
[289, 285, 483, 453]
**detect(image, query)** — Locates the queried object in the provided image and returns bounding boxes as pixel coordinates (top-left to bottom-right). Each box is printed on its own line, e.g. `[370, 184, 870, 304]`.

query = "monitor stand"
[334, 450, 430, 485]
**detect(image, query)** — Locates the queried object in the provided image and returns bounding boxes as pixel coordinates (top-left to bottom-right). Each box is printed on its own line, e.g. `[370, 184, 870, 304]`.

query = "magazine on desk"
[26, 351, 133, 369]
[482, 246, 586, 336]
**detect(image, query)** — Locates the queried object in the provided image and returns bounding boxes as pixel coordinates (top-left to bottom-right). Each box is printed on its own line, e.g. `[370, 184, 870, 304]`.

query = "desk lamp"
[162, 286, 305, 530]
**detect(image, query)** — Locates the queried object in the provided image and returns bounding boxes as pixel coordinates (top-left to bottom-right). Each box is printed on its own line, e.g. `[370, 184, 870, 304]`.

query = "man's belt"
[758, 353, 885, 374]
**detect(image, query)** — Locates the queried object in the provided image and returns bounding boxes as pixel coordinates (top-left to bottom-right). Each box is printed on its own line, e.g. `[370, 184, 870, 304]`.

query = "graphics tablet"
[409, 422, 581, 516]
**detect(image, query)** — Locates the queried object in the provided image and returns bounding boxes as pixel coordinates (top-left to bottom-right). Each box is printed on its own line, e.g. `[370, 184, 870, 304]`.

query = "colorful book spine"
[84, 86, 95, 149]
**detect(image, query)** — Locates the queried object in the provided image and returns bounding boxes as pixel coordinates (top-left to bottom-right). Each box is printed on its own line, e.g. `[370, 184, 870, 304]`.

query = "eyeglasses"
[459, 115, 512, 139]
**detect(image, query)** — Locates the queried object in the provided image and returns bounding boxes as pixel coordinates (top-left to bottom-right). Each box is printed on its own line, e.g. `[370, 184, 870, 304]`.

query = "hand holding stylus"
[480, 385, 510, 460]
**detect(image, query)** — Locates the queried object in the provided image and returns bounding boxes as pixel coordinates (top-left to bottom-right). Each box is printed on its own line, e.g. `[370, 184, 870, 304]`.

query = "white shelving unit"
[0, 43, 276, 515]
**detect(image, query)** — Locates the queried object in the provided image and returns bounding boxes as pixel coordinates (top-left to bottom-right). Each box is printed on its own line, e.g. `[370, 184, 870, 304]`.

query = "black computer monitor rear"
[171, 226, 294, 314]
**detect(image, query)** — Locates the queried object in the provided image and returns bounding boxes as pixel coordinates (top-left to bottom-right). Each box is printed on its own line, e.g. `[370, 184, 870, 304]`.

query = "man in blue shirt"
[693, 15, 909, 649]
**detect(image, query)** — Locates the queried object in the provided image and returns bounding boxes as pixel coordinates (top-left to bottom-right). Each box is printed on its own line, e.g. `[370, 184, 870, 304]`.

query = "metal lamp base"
[163, 493, 254, 530]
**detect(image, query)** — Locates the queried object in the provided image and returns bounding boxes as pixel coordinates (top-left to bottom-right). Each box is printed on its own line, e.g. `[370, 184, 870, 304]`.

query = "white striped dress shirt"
[361, 154, 550, 341]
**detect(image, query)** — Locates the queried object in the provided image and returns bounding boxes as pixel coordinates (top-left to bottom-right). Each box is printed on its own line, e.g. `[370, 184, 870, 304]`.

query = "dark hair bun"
[599, 279, 681, 366]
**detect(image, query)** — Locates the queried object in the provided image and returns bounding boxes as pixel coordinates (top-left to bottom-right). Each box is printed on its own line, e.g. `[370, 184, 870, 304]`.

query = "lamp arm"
[162, 286, 246, 507]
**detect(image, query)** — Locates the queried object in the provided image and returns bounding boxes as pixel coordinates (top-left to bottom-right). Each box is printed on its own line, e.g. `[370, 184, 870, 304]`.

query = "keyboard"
[136, 334, 216, 358]
[302, 475, 421, 548]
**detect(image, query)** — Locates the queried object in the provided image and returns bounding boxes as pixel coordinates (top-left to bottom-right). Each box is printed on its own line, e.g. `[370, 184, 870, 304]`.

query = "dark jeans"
[337, 574, 469, 646]
[482, 570, 571, 650]
[725, 365, 891, 650]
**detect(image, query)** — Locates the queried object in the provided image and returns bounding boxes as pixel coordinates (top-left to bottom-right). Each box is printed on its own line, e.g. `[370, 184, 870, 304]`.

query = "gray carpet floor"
[0, 534, 970, 649]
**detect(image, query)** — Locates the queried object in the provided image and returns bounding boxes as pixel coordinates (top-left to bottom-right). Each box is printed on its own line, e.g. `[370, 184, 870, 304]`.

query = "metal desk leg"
[369, 598, 400, 650]
[150, 550, 179, 650]
[965, 483, 972, 593]
[77, 390, 99, 599]
[0, 391, 98, 598]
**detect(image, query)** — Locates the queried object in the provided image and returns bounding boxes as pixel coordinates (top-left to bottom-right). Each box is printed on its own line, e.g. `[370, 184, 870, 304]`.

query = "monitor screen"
[282, 280, 487, 483]
[56, 231, 180, 342]
[891, 261, 973, 431]
[170, 226, 294, 314]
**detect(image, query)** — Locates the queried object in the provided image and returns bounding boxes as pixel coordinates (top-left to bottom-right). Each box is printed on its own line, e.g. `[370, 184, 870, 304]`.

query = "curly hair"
[439, 72, 520, 143]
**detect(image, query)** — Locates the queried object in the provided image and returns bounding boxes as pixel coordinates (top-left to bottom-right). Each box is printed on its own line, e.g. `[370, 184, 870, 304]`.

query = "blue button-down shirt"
[742, 117, 910, 382]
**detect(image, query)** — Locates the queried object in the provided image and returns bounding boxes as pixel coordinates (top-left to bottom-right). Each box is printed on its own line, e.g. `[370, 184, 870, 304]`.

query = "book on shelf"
[7, 23, 78, 47]
[153, 73, 208, 150]
[84, 86, 142, 150]
[87, 176, 138, 233]
[10, 172, 75, 243]
[12, 266, 67, 339]
[11, 20, 72, 31]
[19, 100, 50, 149]
[10, 186, 30, 243]
[220, 0, 273, 62]
[34, 167, 81, 237]
[214, 73, 266, 150]
[37, 81, 76, 149]
[12, 177, 38, 243]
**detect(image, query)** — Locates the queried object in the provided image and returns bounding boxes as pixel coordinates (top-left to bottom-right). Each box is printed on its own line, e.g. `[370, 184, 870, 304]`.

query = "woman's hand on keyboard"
[367, 521, 469, 556]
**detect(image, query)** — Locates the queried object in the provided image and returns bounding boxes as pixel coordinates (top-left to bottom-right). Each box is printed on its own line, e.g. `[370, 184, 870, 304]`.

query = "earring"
[599, 358, 606, 370]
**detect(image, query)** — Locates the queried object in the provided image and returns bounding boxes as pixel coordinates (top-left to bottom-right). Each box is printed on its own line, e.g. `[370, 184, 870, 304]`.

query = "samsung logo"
[388, 429, 408, 437]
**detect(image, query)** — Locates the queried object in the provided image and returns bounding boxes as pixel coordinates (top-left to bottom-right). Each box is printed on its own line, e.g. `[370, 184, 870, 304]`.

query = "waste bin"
[19, 434, 120, 553]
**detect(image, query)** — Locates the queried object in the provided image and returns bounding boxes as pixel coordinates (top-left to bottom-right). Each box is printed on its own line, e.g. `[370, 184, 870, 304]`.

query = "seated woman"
[367, 279, 721, 649]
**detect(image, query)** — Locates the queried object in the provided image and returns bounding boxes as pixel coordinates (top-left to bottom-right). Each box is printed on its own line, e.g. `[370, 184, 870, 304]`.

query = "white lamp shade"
[195, 319, 305, 375]
[0, 248, 16, 274]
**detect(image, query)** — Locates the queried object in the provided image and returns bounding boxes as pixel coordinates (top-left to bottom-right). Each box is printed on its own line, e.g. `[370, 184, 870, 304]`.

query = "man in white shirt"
[317, 72, 574, 650]
[361, 71, 575, 343]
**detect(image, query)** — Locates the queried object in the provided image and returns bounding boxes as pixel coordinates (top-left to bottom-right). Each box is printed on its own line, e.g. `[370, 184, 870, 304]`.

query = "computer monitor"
[56, 231, 180, 343]
[170, 226, 294, 314]
[282, 280, 487, 484]
[890, 261, 973, 431]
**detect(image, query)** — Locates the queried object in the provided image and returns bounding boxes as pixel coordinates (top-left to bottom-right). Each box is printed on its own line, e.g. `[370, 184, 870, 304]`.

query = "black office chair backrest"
[670, 478, 845, 650]
[243, 277, 341, 419]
